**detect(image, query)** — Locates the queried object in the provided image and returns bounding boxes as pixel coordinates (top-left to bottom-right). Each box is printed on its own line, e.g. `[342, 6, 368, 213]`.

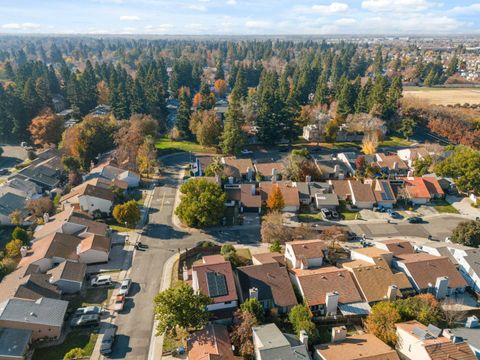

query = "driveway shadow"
[109, 334, 131, 359]
[128, 282, 141, 297]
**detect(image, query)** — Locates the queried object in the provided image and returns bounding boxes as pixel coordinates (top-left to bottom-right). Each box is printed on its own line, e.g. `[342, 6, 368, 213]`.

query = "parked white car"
[91, 275, 112, 287]
[118, 278, 132, 296]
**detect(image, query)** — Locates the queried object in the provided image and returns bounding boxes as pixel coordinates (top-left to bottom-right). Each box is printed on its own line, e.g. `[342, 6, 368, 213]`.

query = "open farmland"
[403, 87, 480, 106]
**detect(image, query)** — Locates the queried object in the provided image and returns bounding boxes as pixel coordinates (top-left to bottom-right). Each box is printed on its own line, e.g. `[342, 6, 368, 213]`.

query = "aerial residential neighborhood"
[1, 1, 480, 360]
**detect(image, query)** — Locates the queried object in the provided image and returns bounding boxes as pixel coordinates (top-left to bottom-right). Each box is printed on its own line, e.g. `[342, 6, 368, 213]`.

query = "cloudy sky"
[1, 0, 479, 35]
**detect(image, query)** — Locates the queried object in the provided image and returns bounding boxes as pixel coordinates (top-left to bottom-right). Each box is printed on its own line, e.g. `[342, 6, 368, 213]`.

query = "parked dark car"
[407, 216, 423, 224]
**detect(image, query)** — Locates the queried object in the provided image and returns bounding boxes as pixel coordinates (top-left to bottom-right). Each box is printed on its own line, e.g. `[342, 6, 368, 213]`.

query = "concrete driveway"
[447, 195, 480, 219]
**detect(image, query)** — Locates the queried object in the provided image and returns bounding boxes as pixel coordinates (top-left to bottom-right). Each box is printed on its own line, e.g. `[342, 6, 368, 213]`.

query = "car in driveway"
[241, 149, 253, 155]
[407, 216, 423, 224]
[320, 208, 332, 219]
[387, 209, 401, 219]
[70, 314, 100, 328]
[100, 325, 118, 355]
[118, 278, 132, 296]
[114, 294, 125, 312]
[74, 306, 102, 317]
[91, 275, 112, 287]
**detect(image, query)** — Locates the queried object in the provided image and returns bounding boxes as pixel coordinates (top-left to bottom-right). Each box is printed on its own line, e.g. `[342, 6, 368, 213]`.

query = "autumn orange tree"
[29, 108, 64, 147]
[267, 185, 285, 211]
[365, 301, 401, 347]
[214, 79, 227, 98]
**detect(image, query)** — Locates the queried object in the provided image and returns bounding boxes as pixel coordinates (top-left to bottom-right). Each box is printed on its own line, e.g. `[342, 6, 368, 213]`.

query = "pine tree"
[336, 80, 355, 121]
[221, 90, 246, 155]
[314, 74, 329, 106]
[4, 62, 14, 80]
[176, 88, 192, 139]
[215, 58, 224, 80]
[233, 66, 248, 99]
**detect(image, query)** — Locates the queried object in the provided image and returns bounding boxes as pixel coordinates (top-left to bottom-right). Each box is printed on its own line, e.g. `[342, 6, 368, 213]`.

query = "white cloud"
[362, 0, 433, 12]
[335, 18, 357, 25]
[1, 22, 40, 30]
[144, 24, 173, 33]
[311, 2, 349, 13]
[451, 3, 480, 14]
[119, 15, 141, 21]
[245, 20, 272, 29]
[226, 0, 237, 4]
[187, 4, 207, 11]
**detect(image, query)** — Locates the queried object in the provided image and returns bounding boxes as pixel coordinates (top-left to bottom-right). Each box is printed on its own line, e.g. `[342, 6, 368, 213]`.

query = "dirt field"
[403, 87, 480, 106]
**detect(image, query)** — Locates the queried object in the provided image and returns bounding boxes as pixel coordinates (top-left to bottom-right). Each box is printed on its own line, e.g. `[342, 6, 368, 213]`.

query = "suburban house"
[251, 252, 285, 266]
[393, 253, 467, 298]
[254, 162, 285, 181]
[235, 262, 297, 314]
[60, 183, 115, 215]
[315, 193, 340, 210]
[222, 157, 254, 181]
[396, 321, 476, 360]
[342, 258, 413, 303]
[187, 324, 241, 360]
[444, 316, 480, 359]
[314, 328, 400, 360]
[398, 176, 444, 204]
[285, 240, 326, 269]
[0, 297, 68, 340]
[189, 255, 238, 313]
[0, 327, 32, 360]
[413, 241, 466, 265]
[375, 153, 409, 175]
[374, 239, 415, 256]
[350, 247, 394, 266]
[83, 177, 128, 191]
[329, 180, 351, 201]
[290, 267, 369, 317]
[315, 155, 351, 180]
[252, 323, 311, 360]
[193, 155, 214, 177]
[0, 193, 27, 225]
[259, 182, 300, 212]
[336, 152, 357, 175]
[224, 184, 262, 213]
[86, 161, 140, 188]
[348, 180, 376, 209]
[397, 147, 430, 168]
[19, 231, 112, 271]
[47, 260, 86, 294]
[0, 178, 42, 200]
[451, 248, 480, 292]
[365, 179, 397, 208]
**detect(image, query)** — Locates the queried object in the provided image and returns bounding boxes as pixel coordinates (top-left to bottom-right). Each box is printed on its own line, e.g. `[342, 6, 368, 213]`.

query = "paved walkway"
[447, 195, 480, 219]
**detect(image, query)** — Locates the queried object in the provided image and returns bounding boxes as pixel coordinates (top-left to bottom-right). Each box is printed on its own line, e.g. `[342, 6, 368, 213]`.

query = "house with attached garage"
[224, 183, 262, 213]
[451, 248, 480, 293]
[86, 161, 140, 188]
[259, 181, 300, 212]
[47, 260, 87, 294]
[0, 297, 68, 340]
[365, 179, 397, 208]
[187, 255, 238, 316]
[285, 239, 327, 269]
[398, 176, 444, 205]
[235, 262, 297, 315]
[187, 324, 241, 360]
[254, 161, 285, 181]
[60, 183, 115, 215]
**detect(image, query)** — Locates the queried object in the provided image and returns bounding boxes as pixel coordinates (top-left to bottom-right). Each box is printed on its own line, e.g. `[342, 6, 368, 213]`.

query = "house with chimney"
[252, 323, 311, 360]
[235, 262, 297, 315]
[393, 253, 467, 298]
[396, 321, 476, 360]
[187, 255, 238, 317]
[222, 157, 254, 182]
[290, 267, 369, 317]
[315, 327, 400, 360]
[187, 324, 241, 360]
[375, 153, 409, 176]
[254, 162, 285, 181]
[259, 181, 300, 212]
[398, 176, 444, 205]
[224, 183, 262, 213]
[60, 183, 115, 215]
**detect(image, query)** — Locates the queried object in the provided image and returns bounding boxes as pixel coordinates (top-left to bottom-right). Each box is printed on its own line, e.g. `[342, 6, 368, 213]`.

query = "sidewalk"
[90, 186, 155, 360]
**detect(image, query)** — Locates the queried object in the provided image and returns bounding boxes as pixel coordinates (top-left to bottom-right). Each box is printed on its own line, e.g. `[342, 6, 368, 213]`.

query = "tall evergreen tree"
[176, 88, 192, 139]
[221, 90, 246, 155]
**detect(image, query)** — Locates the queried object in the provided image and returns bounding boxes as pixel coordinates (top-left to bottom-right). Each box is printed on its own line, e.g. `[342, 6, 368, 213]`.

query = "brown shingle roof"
[259, 182, 300, 208]
[397, 253, 467, 289]
[376, 153, 408, 170]
[47, 260, 86, 283]
[187, 324, 241, 360]
[349, 180, 376, 203]
[254, 162, 285, 177]
[240, 184, 262, 208]
[251, 252, 285, 266]
[60, 183, 115, 203]
[77, 234, 112, 254]
[352, 247, 392, 259]
[342, 258, 412, 303]
[377, 239, 415, 256]
[315, 333, 400, 360]
[222, 157, 253, 176]
[237, 263, 297, 308]
[192, 256, 238, 304]
[293, 267, 363, 306]
[287, 239, 327, 261]
[84, 177, 128, 190]
[14, 273, 62, 301]
[423, 176, 444, 197]
[329, 180, 351, 198]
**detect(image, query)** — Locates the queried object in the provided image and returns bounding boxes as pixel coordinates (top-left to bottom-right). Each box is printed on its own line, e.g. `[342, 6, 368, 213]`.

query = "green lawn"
[431, 199, 460, 214]
[33, 329, 98, 360]
[341, 210, 362, 220]
[379, 136, 413, 148]
[64, 287, 113, 312]
[298, 213, 323, 222]
[155, 137, 211, 154]
[236, 248, 252, 262]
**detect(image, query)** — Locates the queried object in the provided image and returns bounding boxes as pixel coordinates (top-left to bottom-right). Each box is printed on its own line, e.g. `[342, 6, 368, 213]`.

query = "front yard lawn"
[155, 137, 212, 154]
[379, 136, 413, 148]
[33, 329, 98, 360]
[431, 199, 460, 214]
[340, 210, 361, 220]
[298, 213, 323, 222]
[65, 287, 113, 312]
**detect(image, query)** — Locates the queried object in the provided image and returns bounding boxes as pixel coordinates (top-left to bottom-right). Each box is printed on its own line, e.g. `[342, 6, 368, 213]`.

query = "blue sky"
[1, 0, 480, 35]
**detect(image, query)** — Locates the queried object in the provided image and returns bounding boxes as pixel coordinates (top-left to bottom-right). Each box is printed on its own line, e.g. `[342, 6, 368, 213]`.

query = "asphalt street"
[109, 153, 261, 360]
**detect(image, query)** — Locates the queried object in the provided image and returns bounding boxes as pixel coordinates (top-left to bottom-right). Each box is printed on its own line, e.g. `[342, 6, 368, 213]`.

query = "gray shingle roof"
[0, 297, 68, 327]
[0, 192, 26, 216]
[0, 327, 32, 357]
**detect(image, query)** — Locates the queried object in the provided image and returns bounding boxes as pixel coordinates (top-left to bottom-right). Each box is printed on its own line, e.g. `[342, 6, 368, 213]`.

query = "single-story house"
[0, 297, 68, 340]
[187, 324, 241, 360]
[253, 323, 310, 360]
[47, 261, 86, 294]
[259, 181, 300, 212]
[0, 327, 32, 360]
[315, 193, 339, 210]
[0, 193, 27, 225]
[398, 176, 444, 205]
[285, 240, 327, 269]
[60, 183, 114, 215]
[365, 179, 396, 208]
[374, 239, 415, 257]
[0, 178, 42, 200]
[254, 162, 285, 181]
[375, 153, 409, 175]
[86, 161, 140, 188]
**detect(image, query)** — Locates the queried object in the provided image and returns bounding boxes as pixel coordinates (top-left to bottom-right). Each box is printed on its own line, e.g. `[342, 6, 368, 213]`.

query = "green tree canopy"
[175, 178, 226, 227]
[112, 200, 141, 228]
[154, 282, 211, 336]
[451, 220, 480, 248]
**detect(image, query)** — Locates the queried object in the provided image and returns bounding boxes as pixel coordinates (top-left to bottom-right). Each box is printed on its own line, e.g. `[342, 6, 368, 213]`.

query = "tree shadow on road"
[144, 224, 190, 240]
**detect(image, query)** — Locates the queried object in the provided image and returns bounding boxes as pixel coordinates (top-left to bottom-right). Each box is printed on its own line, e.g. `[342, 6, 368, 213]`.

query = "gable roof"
[315, 333, 400, 360]
[236, 263, 297, 308]
[251, 252, 285, 266]
[259, 182, 300, 208]
[342, 258, 412, 303]
[83, 177, 128, 190]
[0, 192, 26, 217]
[287, 239, 327, 261]
[77, 234, 111, 254]
[376, 239, 415, 256]
[222, 157, 253, 176]
[349, 180, 376, 203]
[396, 253, 467, 289]
[329, 180, 351, 198]
[254, 162, 285, 177]
[187, 324, 240, 360]
[240, 184, 262, 208]
[47, 260, 86, 283]
[192, 256, 237, 304]
[399, 177, 434, 200]
[371, 179, 396, 202]
[60, 183, 115, 203]
[0, 297, 68, 327]
[293, 267, 363, 306]
[422, 176, 445, 197]
[13, 273, 62, 301]
[376, 153, 408, 170]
